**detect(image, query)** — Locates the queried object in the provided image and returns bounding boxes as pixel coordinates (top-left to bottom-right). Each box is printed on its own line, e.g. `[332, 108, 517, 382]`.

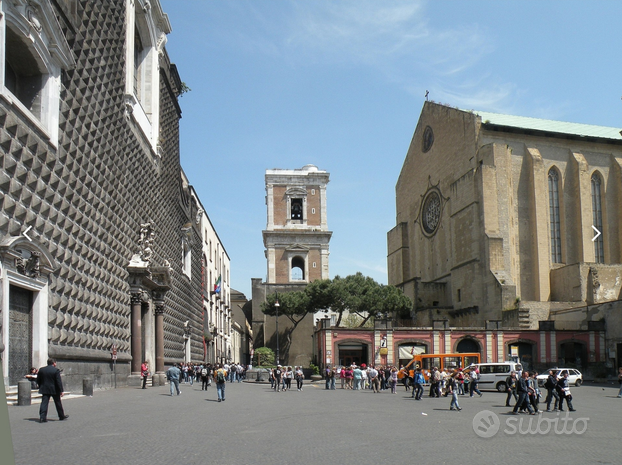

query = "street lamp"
[274, 292, 280, 366]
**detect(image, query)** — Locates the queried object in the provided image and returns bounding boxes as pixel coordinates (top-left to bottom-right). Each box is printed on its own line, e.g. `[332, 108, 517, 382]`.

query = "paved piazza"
[7, 381, 621, 465]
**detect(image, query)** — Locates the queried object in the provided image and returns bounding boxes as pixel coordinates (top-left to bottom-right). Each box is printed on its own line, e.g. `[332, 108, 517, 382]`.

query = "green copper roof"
[468, 109, 622, 141]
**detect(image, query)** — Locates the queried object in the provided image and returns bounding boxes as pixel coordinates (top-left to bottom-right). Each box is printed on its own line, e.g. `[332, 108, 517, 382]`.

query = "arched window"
[291, 256, 305, 281]
[548, 169, 562, 263]
[591, 172, 604, 263]
[456, 338, 480, 354]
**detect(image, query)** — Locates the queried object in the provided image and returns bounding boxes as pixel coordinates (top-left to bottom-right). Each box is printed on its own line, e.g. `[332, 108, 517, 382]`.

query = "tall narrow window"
[291, 198, 303, 220]
[291, 256, 305, 281]
[591, 173, 604, 263]
[133, 27, 144, 98]
[548, 169, 562, 263]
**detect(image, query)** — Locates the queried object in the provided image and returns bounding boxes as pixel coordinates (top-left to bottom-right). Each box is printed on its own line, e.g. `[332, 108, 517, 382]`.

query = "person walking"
[353, 365, 363, 390]
[36, 358, 68, 423]
[512, 371, 535, 415]
[200, 364, 210, 391]
[274, 365, 283, 392]
[295, 366, 304, 391]
[505, 371, 517, 407]
[412, 368, 425, 400]
[166, 364, 181, 396]
[325, 365, 333, 390]
[469, 368, 483, 397]
[215, 364, 227, 402]
[617, 367, 622, 398]
[448, 371, 461, 411]
[556, 371, 576, 412]
[456, 369, 465, 395]
[369, 366, 380, 393]
[527, 371, 540, 413]
[390, 366, 398, 394]
[545, 369, 560, 411]
[141, 361, 149, 389]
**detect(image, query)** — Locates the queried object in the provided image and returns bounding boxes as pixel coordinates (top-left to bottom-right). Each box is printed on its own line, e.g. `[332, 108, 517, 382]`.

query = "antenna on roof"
[425, 90, 429, 101]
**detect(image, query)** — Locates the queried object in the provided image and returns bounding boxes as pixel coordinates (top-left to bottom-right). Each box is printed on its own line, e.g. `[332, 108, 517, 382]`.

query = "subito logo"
[472, 410, 500, 438]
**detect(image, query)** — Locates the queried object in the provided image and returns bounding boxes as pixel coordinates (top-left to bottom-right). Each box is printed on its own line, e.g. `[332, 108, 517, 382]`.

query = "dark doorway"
[456, 338, 480, 354]
[508, 342, 535, 370]
[338, 343, 368, 366]
[9, 285, 33, 385]
[559, 341, 587, 368]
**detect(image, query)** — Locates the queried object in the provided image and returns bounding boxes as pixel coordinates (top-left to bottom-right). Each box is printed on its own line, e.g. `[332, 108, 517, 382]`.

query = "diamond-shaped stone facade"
[0, 0, 204, 382]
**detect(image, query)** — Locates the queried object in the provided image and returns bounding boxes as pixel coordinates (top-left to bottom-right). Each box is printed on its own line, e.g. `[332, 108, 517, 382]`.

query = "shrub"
[253, 347, 275, 367]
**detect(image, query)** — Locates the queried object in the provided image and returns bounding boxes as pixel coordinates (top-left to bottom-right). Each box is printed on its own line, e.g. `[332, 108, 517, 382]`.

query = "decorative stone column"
[154, 292, 164, 373]
[130, 291, 143, 375]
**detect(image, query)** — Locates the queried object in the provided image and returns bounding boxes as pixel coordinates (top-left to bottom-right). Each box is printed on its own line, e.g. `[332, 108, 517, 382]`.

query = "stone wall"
[0, 1, 203, 391]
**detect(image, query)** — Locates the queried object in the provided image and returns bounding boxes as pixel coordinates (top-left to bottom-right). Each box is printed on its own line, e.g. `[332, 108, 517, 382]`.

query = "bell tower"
[263, 164, 332, 284]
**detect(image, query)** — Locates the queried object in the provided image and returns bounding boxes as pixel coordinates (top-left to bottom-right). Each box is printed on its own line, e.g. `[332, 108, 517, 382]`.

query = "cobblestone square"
[7, 381, 621, 465]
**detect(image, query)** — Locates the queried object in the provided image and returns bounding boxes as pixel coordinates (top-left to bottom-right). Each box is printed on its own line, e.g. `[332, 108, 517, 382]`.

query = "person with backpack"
[544, 369, 560, 411]
[215, 364, 227, 402]
[201, 364, 210, 391]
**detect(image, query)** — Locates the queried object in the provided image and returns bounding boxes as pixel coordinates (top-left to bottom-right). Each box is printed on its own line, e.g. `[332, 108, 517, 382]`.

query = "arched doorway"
[456, 337, 481, 354]
[507, 341, 535, 370]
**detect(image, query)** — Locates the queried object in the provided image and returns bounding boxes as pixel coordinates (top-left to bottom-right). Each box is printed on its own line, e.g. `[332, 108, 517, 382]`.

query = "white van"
[470, 362, 523, 392]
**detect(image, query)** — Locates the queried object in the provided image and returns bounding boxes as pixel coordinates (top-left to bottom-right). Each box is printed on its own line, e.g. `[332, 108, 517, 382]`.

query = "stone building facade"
[251, 165, 332, 367]
[0, 0, 209, 391]
[386, 101, 622, 370]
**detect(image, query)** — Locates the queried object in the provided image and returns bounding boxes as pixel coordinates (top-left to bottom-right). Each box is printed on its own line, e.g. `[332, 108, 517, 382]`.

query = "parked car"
[468, 362, 523, 392]
[536, 368, 583, 387]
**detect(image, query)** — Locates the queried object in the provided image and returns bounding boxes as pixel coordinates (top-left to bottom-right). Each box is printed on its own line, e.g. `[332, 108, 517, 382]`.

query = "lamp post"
[274, 292, 280, 366]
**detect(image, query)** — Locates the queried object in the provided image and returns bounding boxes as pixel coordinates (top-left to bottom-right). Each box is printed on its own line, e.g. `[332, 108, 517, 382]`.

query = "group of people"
[319, 364, 483, 399]
[165, 362, 230, 401]
[142, 361, 249, 392]
[503, 369, 576, 414]
[269, 365, 305, 392]
[324, 364, 401, 393]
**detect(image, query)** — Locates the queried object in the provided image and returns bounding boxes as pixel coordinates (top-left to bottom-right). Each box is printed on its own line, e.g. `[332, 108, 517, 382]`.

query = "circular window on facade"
[421, 190, 442, 236]
[422, 125, 434, 153]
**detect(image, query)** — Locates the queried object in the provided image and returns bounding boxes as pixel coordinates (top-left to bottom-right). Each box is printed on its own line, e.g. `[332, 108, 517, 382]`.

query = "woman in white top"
[361, 367, 368, 390]
[295, 366, 304, 391]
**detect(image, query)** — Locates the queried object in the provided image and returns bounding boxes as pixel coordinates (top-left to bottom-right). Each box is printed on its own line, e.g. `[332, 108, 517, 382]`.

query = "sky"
[160, 0, 622, 298]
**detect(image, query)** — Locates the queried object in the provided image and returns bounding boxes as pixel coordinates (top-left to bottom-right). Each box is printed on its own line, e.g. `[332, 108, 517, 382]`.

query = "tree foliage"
[261, 272, 413, 338]
[253, 347, 274, 367]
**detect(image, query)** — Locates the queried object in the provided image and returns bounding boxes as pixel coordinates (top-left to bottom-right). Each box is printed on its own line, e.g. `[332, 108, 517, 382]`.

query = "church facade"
[385, 101, 622, 371]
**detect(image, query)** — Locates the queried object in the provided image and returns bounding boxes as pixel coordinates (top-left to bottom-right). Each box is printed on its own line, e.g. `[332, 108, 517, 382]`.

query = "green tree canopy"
[261, 273, 413, 341]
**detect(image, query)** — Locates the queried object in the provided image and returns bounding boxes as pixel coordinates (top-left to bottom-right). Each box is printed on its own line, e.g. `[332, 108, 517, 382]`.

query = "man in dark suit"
[36, 358, 68, 423]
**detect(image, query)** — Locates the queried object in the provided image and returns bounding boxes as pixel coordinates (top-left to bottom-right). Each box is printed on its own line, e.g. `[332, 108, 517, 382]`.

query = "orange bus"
[399, 353, 481, 381]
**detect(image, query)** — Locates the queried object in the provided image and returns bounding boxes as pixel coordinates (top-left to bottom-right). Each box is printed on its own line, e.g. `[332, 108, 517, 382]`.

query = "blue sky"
[160, 0, 622, 297]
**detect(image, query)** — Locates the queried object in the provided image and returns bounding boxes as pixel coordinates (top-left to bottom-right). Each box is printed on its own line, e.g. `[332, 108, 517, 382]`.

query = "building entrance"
[9, 285, 33, 385]
[338, 343, 368, 367]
